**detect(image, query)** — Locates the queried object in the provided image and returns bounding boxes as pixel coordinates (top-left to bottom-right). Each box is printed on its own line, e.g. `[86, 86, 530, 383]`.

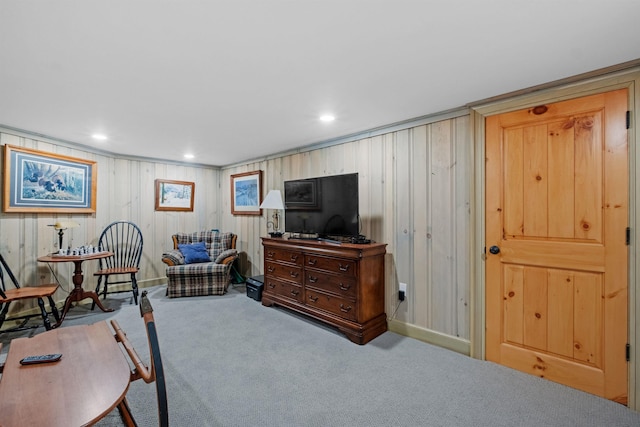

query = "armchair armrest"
[110, 292, 159, 384]
[214, 249, 238, 265]
[111, 319, 154, 383]
[161, 249, 184, 267]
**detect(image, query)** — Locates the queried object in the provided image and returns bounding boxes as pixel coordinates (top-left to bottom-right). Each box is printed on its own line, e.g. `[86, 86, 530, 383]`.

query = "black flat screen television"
[284, 173, 359, 239]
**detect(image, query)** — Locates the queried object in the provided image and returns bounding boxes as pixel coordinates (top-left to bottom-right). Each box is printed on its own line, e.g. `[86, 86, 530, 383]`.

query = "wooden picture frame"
[3, 144, 97, 213]
[231, 170, 262, 215]
[284, 178, 320, 209]
[155, 179, 195, 211]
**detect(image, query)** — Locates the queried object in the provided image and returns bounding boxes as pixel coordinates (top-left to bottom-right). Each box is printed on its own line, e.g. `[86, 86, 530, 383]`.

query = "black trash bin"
[245, 275, 264, 301]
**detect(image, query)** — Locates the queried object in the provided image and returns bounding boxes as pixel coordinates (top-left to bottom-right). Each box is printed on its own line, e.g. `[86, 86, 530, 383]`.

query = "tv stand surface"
[261, 237, 387, 345]
[316, 237, 342, 244]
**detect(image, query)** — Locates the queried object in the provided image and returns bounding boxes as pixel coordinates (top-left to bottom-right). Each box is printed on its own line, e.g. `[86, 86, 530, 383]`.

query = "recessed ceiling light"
[319, 114, 335, 122]
[184, 153, 195, 159]
[92, 133, 108, 141]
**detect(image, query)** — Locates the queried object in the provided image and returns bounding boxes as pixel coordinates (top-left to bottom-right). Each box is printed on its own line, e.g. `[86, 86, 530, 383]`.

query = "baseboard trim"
[387, 318, 471, 356]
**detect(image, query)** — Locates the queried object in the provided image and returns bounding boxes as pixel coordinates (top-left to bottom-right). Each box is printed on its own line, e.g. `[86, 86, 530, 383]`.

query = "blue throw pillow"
[178, 241, 211, 264]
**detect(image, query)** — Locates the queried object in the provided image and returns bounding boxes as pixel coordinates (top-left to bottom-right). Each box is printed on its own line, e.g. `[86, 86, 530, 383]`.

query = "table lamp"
[50, 220, 80, 250]
[260, 190, 285, 237]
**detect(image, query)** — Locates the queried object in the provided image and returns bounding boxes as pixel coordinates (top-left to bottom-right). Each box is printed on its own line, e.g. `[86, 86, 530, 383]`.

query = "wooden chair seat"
[94, 267, 139, 276]
[0, 284, 58, 303]
[0, 254, 60, 332]
[92, 221, 143, 309]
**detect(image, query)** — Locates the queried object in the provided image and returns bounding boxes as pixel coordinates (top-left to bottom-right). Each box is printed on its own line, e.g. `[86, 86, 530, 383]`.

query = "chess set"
[52, 245, 108, 258]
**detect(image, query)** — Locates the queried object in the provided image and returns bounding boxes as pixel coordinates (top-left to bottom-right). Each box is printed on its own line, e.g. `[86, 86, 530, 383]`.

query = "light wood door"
[485, 89, 628, 403]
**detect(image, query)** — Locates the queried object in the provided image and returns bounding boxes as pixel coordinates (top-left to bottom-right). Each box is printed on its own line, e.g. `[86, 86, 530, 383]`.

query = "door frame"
[470, 66, 640, 409]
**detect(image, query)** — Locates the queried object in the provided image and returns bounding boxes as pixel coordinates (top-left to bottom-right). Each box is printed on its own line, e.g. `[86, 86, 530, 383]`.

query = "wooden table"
[0, 321, 131, 426]
[38, 252, 114, 327]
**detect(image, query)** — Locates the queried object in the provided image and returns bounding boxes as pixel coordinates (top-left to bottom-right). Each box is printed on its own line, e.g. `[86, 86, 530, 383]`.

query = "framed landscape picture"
[231, 170, 262, 215]
[3, 144, 97, 213]
[155, 179, 195, 211]
[284, 178, 319, 209]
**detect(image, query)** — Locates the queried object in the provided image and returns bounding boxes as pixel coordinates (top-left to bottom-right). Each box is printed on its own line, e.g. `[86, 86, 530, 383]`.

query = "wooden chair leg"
[117, 397, 138, 427]
[0, 302, 9, 330]
[102, 277, 109, 300]
[37, 297, 52, 331]
[131, 274, 139, 305]
[47, 296, 60, 323]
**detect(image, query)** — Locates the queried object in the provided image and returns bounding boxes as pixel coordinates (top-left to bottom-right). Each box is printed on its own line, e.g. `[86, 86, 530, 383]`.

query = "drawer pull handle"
[308, 295, 318, 303]
[339, 304, 352, 313]
[308, 275, 318, 283]
[267, 266, 275, 273]
[267, 251, 275, 258]
[290, 289, 300, 296]
[338, 264, 350, 272]
[339, 283, 351, 291]
[308, 259, 317, 266]
[290, 271, 299, 278]
[290, 254, 299, 261]
[267, 282, 276, 289]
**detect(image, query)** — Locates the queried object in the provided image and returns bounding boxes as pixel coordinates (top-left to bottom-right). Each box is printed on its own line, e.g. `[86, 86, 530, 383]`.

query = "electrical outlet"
[399, 282, 407, 301]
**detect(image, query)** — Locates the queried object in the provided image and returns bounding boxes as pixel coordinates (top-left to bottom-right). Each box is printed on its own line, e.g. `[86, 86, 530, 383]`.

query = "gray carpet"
[2, 285, 640, 427]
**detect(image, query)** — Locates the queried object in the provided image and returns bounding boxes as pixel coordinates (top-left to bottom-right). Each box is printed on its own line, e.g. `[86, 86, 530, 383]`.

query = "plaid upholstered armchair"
[161, 231, 238, 298]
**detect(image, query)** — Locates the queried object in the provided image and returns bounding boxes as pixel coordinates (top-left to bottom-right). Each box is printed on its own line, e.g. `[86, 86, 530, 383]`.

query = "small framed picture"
[231, 170, 262, 215]
[155, 179, 195, 211]
[3, 144, 97, 213]
[284, 178, 319, 209]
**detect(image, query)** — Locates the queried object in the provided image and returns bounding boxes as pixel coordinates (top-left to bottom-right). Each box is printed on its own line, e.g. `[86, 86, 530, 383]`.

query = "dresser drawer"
[305, 255, 356, 277]
[306, 290, 356, 321]
[265, 261, 303, 283]
[264, 276, 303, 303]
[265, 248, 303, 266]
[305, 270, 356, 298]
[262, 237, 387, 345]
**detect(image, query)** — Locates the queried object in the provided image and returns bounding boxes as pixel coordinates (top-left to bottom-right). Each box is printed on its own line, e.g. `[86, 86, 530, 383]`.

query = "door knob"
[489, 245, 500, 255]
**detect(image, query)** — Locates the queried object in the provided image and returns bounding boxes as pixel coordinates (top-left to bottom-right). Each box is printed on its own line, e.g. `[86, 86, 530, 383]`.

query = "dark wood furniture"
[93, 220, 144, 309]
[37, 251, 114, 327]
[0, 321, 131, 427]
[0, 254, 60, 332]
[261, 237, 387, 344]
[111, 290, 168, 427]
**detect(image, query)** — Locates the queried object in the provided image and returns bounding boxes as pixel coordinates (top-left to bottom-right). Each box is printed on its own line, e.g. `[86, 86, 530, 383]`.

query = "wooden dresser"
[261, 237, 387, 344]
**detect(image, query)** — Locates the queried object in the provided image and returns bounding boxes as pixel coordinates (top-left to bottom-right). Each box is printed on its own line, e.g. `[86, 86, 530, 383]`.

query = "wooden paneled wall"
[0, 131, 221, 316]
[222, 114, 472, 344]
[1, 114, 472, 347]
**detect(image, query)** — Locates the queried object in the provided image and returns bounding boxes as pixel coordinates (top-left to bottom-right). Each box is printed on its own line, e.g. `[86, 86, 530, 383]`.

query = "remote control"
[20, 353, 62, 365]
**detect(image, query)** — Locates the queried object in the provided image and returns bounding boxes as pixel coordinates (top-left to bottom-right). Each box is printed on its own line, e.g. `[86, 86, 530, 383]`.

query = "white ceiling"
[1, 1, 639, 167]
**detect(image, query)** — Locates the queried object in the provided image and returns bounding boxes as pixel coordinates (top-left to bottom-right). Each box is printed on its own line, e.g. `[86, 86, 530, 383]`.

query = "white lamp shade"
[54, 220, 80, 230]
[260, 190, 284, 210]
